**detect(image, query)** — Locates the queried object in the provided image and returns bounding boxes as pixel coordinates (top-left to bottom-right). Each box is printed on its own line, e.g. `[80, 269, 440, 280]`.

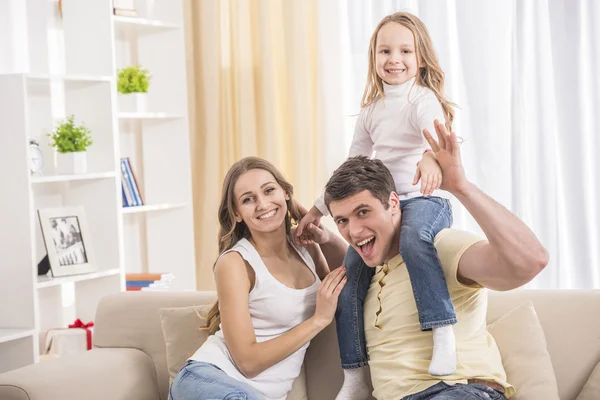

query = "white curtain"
[318, 0, 600, 289]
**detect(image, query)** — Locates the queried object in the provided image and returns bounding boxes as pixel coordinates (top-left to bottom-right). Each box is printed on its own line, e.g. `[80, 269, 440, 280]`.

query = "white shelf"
[113, 16, 181, 30]
[31, 172, 117, 184]
[0, 329, 36, 344]
[25, 74, 112, 82]
[118, 112, 184, 120]
[122, 203, 187, 215]
[36, 268, 121, 289]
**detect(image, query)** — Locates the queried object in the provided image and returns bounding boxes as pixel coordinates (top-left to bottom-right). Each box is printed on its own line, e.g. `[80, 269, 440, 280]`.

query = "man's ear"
[389, 191, 400, 214]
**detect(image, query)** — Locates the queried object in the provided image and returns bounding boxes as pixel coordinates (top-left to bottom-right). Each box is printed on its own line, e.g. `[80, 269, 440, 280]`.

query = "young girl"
[295, 12, 457, 398]
[169, 157, 348, 400]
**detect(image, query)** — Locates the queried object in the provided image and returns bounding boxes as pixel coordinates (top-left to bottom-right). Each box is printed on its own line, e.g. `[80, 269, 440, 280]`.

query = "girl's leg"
[399, 197, 455, 376]
[170, 360, 265, 400]
[334, 246, 375, 399]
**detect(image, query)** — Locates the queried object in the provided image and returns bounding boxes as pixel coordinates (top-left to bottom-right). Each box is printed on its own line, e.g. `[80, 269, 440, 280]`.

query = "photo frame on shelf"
[37, 206, 96, 277]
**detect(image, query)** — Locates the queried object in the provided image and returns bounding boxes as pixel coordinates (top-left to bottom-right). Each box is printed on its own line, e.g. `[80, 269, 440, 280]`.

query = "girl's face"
[233, 168, 289, 235]
[375, 22, 418, 86]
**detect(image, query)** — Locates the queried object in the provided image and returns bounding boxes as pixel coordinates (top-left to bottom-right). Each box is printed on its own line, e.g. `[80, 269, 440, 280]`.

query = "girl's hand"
[294, 206, 323, 246]
[413, 151, 442, 197]
[292, 222, 330, 245]
[313, 266, 347, 327]
[422, 120, 469, 195]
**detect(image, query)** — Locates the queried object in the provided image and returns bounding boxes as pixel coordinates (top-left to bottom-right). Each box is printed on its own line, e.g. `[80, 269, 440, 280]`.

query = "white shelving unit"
[0, 0, 196, 374]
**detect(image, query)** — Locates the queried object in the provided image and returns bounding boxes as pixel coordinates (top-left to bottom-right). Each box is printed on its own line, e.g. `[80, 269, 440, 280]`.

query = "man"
[322, 121, 548, 399]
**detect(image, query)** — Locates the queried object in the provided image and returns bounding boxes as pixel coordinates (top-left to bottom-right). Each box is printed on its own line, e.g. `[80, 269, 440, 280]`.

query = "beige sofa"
[1, 290, 599, 400]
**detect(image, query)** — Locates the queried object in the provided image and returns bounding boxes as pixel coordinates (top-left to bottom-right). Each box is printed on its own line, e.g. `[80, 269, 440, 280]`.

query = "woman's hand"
[413, 150, 442, 197]
[313, 266, 347, 327]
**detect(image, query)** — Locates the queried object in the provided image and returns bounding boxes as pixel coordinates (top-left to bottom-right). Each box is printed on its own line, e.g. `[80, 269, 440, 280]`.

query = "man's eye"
[336, 219, 346, 225]
[359, 210, 368, 216]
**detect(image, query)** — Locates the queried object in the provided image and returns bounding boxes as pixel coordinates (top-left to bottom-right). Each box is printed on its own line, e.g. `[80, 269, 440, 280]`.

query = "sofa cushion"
[488, 301, 559, 399]
[159, 305, 211, 384]
[576, 360, 600, 400]
[158, 305, 309, 399]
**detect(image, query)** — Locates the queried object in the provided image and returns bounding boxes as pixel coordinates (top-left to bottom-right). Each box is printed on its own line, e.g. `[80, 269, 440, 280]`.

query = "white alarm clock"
[29, 139, 44, 175]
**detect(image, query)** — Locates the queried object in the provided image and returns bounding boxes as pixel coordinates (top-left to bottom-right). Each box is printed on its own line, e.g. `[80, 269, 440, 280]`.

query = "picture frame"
[37, 206, 96, 277]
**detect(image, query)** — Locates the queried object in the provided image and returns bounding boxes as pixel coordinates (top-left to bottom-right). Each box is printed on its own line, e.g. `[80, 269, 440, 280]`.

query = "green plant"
[117, 65, 151, 93]
[47, 115, 93, 153]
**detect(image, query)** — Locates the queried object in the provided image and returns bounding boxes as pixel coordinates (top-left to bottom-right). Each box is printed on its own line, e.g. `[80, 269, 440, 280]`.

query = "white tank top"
[190, 237, 320, 400]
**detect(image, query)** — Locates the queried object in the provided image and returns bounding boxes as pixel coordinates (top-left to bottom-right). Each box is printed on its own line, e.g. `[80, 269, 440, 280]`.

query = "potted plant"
[117, 65, 151, 113]
[47, 115, 93, 174]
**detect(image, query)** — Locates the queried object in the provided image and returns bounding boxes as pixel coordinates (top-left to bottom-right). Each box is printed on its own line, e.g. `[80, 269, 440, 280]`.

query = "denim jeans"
[403, 382, 506, 399]
[335, 196, 455, 368]
[169, 360, 266, 400]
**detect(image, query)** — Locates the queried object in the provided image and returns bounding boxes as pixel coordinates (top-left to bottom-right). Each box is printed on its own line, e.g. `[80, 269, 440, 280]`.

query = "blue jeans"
[335, 196, 455, 368]
[404, 382, 505, 399]
[169, 360, 265, 400]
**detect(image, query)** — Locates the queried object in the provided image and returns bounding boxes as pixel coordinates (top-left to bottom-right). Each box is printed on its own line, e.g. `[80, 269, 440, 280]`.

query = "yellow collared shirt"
[364, 229, 515, 399]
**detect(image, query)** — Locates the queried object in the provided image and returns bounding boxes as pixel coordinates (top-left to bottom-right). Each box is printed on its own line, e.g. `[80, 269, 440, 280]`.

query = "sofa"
[1, 289, 599, 400]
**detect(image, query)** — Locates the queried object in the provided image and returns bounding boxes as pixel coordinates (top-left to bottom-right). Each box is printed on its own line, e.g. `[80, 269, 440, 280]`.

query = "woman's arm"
[216, 251, 346, 379]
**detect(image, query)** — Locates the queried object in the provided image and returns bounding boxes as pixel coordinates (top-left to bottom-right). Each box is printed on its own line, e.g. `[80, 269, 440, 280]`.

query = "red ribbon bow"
[68, 319, 94, 350]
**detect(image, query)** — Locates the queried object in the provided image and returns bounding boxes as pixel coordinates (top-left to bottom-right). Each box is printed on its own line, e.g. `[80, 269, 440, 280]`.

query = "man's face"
[330, 190, 400, 267]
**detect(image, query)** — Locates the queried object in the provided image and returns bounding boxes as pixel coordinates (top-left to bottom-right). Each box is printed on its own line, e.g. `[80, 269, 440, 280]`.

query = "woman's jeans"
[169, 360, 266, 400]
[335, 196, 454, 368]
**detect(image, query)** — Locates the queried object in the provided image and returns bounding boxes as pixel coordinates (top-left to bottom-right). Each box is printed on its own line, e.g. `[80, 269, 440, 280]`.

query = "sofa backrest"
[304, 289, 600, 400]
[486, 290, 600, 400]
[94, 289, 600, 400]
[93, 291, 217, 400]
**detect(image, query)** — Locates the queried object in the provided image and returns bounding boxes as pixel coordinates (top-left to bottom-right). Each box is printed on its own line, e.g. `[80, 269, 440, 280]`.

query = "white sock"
[335, 366, 371, 400]
[428, 325, 457, 376]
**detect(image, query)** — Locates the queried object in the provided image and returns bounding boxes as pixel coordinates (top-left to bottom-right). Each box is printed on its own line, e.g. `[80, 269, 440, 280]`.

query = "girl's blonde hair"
[204, 157, 301, 335]
[361, 12, 455, 131]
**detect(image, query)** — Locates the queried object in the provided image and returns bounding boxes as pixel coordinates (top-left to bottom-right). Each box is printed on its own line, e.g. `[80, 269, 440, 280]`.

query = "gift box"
[44, 319, 94, 357]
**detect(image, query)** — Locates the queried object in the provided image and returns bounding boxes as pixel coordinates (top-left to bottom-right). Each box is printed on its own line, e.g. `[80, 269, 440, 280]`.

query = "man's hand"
[422, 120, 468, 195]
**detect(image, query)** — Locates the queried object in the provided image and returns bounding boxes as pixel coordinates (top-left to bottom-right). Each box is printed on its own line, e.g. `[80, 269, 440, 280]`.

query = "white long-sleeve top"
[315, 77, 450, 216]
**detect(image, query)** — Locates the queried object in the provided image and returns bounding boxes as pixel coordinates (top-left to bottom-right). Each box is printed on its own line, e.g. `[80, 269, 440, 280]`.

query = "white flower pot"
[136, 0, 156, 17]
[118, 93, 148, 113]
[57, 152, 87, 175]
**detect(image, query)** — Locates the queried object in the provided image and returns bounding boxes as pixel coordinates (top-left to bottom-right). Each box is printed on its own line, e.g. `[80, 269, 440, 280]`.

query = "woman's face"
[233, 168, 289, 235]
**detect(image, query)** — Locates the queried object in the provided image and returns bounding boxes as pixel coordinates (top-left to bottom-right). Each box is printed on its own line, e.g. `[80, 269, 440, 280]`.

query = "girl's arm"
[216, 252, 346, 379]
[348, 107, 375, 157]
[305, 227, 348, 279]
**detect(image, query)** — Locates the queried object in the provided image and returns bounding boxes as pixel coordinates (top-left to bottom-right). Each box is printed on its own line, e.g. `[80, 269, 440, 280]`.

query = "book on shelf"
[113, 0, 137, 17]
[121, 158, 144, 207]
[125, 272, 175, 291]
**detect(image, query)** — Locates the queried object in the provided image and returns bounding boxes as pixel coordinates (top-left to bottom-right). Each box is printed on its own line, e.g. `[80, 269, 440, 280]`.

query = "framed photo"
[38, 207, 96, 277]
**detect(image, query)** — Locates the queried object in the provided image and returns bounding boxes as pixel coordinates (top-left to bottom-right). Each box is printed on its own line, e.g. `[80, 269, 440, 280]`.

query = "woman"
[169, 157, 348, 400]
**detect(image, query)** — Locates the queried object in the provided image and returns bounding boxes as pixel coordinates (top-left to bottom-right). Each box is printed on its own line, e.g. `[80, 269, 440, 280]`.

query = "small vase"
[136, 0, 156, 18]
[57, 151, 87, 175]
[118, 93, 148, 113]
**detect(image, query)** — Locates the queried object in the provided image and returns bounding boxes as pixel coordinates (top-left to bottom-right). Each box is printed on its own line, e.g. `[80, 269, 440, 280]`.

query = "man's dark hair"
[324, 156, 396, 210]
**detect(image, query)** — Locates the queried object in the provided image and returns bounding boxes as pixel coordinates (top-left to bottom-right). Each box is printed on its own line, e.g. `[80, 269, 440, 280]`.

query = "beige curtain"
[184, 0, 326, 290]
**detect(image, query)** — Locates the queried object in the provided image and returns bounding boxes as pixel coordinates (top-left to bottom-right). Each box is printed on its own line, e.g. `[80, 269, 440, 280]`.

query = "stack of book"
[125, 273, 175, 291]
[121, 157, 143, 207]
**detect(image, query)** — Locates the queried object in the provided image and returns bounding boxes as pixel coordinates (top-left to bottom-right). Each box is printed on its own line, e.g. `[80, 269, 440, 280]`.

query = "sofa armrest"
[0, 348, 160, 400]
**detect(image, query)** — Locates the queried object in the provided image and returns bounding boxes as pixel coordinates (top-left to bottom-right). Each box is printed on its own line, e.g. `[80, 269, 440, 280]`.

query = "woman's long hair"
[361, 12, 456, 131]
[204, 157, 301, 335]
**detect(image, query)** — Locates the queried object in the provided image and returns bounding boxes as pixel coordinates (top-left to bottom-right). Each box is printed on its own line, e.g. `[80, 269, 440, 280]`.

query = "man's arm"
[424, 121, 549, 290]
